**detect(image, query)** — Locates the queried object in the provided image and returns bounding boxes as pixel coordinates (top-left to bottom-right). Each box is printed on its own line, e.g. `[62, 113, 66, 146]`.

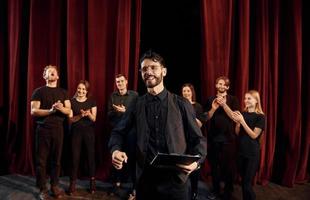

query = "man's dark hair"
[139, 50, 166, 67]
[115, 73, 127, 79]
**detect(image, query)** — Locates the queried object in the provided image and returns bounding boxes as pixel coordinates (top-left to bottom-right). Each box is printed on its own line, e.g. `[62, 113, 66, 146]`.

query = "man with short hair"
[107, 74, 138, 198]
[31, 65, 71, 200]
[206, 76, 239, 200]
[109, 51, 207, 200]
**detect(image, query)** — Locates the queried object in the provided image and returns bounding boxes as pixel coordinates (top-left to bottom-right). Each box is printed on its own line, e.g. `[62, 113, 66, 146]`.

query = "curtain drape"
[200, 0, 309, 187]
[0, 0, 141, 180]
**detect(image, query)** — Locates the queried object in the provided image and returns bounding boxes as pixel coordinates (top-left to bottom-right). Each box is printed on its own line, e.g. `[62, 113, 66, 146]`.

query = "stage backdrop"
[0, 0, 309, 187]
[0, 0, 141, 180]
[200, 0, 309, 187]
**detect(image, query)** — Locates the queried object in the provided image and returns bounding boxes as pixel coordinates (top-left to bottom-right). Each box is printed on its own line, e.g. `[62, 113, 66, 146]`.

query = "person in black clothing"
[67, 80, 97, 195]
[231, 90, 265, 200]
[109, 51, 207, 200]
[206, 76, 239, 199]
[30, 65, 71, 200]
[181, 83, 208, 200]
[107, 74, 138, 198]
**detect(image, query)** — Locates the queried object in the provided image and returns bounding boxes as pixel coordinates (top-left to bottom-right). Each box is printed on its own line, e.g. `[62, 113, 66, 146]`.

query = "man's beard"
[143, 74, 163, 88]
[217, 87, 227, 93]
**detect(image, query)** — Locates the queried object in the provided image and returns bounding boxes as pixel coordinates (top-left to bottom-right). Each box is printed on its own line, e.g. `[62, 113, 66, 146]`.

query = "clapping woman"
[231, 90, 265, 200]
[68, 80, 97, 195]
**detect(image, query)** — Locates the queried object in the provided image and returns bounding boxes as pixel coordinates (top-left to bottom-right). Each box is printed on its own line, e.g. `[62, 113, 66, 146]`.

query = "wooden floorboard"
[0, 174, 309, 200]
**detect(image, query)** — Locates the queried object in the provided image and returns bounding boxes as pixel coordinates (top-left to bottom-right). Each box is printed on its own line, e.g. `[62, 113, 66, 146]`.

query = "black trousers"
[209, 141, 236, 195]
[70, 126, 95, 180]
[35, 125, 64, 190]
[238, 154, 260, 200]
[136, 166, 190, 200]
[190, 169, 200, 195]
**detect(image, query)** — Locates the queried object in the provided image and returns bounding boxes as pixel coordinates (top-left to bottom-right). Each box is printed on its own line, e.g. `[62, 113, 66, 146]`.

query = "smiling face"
[215, 79, 229, 94]
[140, 58, 166, 88]
[115, 76, 127, 91]
[182, 86, 192, 102]
[76, 83, 88, 98]
[244, 93, 257, 111]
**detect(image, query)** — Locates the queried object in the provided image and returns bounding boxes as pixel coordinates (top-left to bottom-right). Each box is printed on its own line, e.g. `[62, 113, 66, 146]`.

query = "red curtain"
[0, 0, 141, 180]
[0, 0, 309, 188]
[200, 0, 309, 187]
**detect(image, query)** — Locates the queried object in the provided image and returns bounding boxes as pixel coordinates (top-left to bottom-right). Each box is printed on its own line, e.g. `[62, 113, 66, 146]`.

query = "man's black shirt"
[145, 89, 168, 163]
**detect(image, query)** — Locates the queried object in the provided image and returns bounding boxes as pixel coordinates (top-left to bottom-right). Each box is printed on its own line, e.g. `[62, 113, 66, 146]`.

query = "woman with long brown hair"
[67, 80, 97, 195]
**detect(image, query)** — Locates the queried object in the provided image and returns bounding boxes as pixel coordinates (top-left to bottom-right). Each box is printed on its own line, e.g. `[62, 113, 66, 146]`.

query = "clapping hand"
[231, 111, 244, 123]
[112, 104, 126, 113]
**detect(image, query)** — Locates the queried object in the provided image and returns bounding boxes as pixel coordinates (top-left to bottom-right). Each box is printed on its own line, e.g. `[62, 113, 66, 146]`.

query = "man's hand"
[112, 150, 128, 170]
[216, 96, 227, 107]
[112, 104, 126, 113]
[176, 161, 199, 175]
[53, 100, 64, 110]
[211, 99, 220, 110]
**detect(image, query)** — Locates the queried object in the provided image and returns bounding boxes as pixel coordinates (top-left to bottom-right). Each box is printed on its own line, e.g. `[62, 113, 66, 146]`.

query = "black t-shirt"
[192, 102, 207, 124]
[31, 86, 69, 127]
[206, 95, 239, 142]
[238, 112, 265, 157]
[71, 98, 96, 129]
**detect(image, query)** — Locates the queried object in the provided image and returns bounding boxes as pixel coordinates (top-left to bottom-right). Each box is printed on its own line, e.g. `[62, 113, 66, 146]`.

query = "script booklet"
[150, 152, 201, 169]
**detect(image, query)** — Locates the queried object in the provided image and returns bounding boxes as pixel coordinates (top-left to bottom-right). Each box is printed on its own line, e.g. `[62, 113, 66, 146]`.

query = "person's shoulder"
[33, 86, 46, 93]
[256, 113, 265, 119]
[54, 87, 68, 95]
[110, 91, 119, 97]
[207, 95, 216, 101]
[194, 102, 202, 107]
[172, 93, 191, 107]
[59, 87, 68, 92]
[87, 97, 97, 105]
[228, 94, 239, 101]
[31, 86, 46, 98]
[137, 93, 147, 101]
[128, 90, 138, 96]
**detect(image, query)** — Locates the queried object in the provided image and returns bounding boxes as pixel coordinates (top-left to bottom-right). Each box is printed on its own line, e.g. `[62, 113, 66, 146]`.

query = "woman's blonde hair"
[244, 90, 264, 115]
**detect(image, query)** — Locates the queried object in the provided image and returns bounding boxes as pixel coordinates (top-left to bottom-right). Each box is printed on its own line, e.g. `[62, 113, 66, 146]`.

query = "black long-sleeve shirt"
[107, 90, 138, 126]
[109, 88, 206, 165]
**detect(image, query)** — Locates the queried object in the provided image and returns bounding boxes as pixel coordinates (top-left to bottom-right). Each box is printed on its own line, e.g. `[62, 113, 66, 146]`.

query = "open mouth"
[145, 75, 155, 81]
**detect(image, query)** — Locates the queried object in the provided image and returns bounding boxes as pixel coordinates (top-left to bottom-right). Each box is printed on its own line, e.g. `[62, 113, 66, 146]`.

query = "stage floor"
[0, 174, 309, 200]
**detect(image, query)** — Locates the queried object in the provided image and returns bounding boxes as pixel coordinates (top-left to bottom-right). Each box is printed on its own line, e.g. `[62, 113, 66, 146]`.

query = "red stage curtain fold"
[200, 0, 308, 187]
[0, 0, 141, 180]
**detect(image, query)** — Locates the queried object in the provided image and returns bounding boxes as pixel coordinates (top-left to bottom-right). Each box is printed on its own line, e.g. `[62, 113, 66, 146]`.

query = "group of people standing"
[30, 50, 265, 200]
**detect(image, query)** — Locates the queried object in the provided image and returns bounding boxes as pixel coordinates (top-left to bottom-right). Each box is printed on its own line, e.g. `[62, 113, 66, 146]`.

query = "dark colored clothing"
[35, 125, 63, 190]
[238, 112, 265, 200]
[71, 98, 96, 128]
[238, 152, 260, 200]
[206, 95, 239, 142]
[192, 102, 208, 124]
[238, 112, 265, 157]
[70, 98, 97, 180]
[107, 90, 138, 185]
[107, 90, 138, 126]
[209, 141, 236, 194]
[109, 89, 206, 199]
[31, 86, 69, 190]
[190, 101, 206, 196]
[31, 86, 69, 128]
[137, 166, 190, 200]
[206, 94, 239, 197]
[145, 89, 168, 163]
